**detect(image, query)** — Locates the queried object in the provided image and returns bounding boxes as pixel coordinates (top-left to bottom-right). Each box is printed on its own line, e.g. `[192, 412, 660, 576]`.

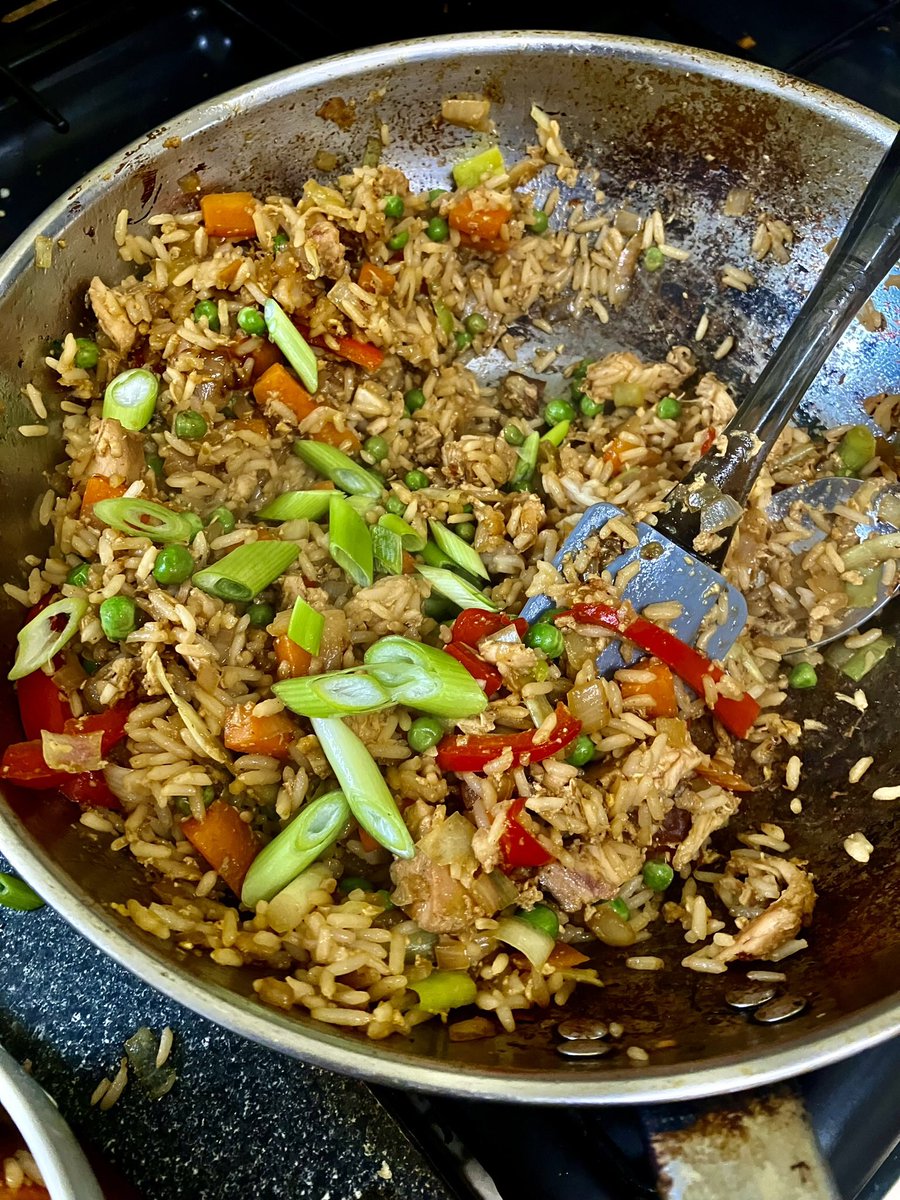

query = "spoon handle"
[655, 130, 900, 565]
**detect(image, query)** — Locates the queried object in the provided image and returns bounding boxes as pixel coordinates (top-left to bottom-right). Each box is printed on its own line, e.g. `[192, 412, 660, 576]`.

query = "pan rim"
[0, 29, 897, 1104]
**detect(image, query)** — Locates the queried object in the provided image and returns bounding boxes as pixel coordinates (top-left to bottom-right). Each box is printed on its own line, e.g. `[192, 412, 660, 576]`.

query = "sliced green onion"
[241, 789, 351, 907]
[8, 596, 87, 681]
[329, 495, 373, 588]
[365, 635, 487, 718]
[192, 540, 299, 602]
[256, 491, 334, 522]
[495, 915, 555, 969]
[452, 145, 505, 190]
[372, 523, 404, 575]
[428, 519, 489, 580]
[431, 293, 455, 336]
[287, 596, 324, 654]
[102, 368, 159, 431]
[378, 513, 426, 552]
[507, 431, 539, 491]
[839, 633, 895, 682]
[416, 565, 499, 613]
[411, 970, 477, 1014]
[0, 873, 44, 912]
[838, 425, 876, 472]
[845, 567, 880, 609]
[842, 532, 900, 570]
[363, 135, 382, 168]
[293, 440, 383, 499]
[421, 540, 456, 571]
[274, 669, 391, 717]
[542, 420, 570, 448]
[92, 498, 200, 545]
[263, 298, 317, 392]
[311, 717, 414, 859]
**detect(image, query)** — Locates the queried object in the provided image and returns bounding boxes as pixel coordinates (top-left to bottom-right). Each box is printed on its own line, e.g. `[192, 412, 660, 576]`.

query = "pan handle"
[643, 1086, 839, 1200]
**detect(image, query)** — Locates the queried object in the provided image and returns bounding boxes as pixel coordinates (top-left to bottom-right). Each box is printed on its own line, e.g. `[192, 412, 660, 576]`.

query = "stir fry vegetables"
[436, 703, 581, 772]
[93, 497, 201, 544]
[200, 191, 257, 239]
[102, 368, 159, 430]
[0, 872, 44, 912]
[7, 597, 87, 681]
[241, 789, 351, 907]
[182, 800, 259, 896]
[192, 540, 300, 602]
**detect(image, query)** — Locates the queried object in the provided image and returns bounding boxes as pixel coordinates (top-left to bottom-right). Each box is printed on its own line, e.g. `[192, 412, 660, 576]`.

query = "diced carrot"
[310, 480, 336, 490]
[602, 434, 662, 475]
[401, 551, 416, 575]
[274, 635, 311, 680]
[181, 800, 259, 896]
[619, 659, 678, 718]
[547, 942, 591, 968]
[234, 417, 270, 437]
[700, 426, 717, 455]
[313, 421, 361, 453]
[358, 260, 396, 295]
[449, 193, 511, 251]
[328, 334, 384, 373]
[81, 474, 127, 515]
[253, 362, 318, 422]
[358, 825, 379, 854]
[695, 760, 753, 792]
[223, 700, 296, 759]
[247, 339, 282, 381]
[200, 191, 257, 240]
[217, 258, 243, 287]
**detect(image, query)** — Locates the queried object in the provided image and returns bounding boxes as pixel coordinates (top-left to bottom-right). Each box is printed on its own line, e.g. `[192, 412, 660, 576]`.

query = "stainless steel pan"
[0, 32, 898, 1109]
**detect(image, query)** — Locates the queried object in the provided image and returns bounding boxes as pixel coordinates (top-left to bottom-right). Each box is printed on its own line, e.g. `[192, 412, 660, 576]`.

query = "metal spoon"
[523, 130, 900, 660]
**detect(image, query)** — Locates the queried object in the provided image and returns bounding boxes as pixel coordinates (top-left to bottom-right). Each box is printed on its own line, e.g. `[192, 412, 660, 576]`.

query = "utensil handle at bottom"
[644, 1086, 839, 1200]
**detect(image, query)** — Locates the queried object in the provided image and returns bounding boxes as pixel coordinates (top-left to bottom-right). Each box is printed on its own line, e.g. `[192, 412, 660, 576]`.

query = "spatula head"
[520, 502, 748, 672]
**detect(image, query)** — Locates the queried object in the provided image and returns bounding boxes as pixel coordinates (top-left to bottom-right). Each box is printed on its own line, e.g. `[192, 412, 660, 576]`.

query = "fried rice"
[4, 101, 899, 1044]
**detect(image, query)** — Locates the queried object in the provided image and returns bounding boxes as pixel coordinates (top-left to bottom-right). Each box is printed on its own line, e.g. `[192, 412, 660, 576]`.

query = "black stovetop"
[1, 3, 899, 1198]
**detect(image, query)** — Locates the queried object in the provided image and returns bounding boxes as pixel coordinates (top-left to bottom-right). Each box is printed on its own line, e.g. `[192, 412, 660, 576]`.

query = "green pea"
[193, 299, 220, 331]
[405, 387, 427, 414]
[67, 560, 90, 588]
[642, 860, 674, 892]
[100, 595, 138, 641]
[503, 424, 525, 446]
[407, 715, 444, 753]
[526, 210, 549, 235]
[247, 601, 275, 629]
[607, 898, 631, 921]
[405, 469, 429, 491]
[173, 410, 208, 441]
[456, 522, 476, 543]
[387, 230, 409, 251]
[81, 658, 101, 676]
[0, 872, 44, 912]
[544, 397, 576, 426]
[464, 312, 488, 335]
[364, 435, 389, 463]
[208, 505, 235, 534]
[454, 330, 472, 350]
[426, 216, 449, 243]
[838, 425, 876, 472]
[338, 875, 374, 894]
[147, 454, 164, 478]
[579, 395, 601, 418]
[237, 306, 266, 336]
[524, 621, 564, 658]
[565, 734, 596, 767]
[385, 495, 407, 516]
[516, 904, 559, 939]
[73, 338, 99, 369]
[657, 396, 682, 420]
[383, 195, 405, 219]
[153, 544, 194, 586]
[428, 188, 447, 204]
[272, 233, 289, 253]
[789, 662, 818, 689]
[643, 246, 665, 271]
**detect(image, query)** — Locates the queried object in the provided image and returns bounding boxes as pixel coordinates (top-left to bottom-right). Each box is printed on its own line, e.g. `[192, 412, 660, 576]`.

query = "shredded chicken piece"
[390, 853, 479, 934]
[537, 861, 617, 911]
[672, 790, 740, 872]
[303, 215, 346, 280]
[88, 276, 137, 353]
[89, 417, 146, 483]
[717, 858, 815, 962]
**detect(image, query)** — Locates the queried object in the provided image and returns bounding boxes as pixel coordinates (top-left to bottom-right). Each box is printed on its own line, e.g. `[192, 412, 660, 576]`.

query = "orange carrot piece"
[602, 435, 661, 475]
[401, 551, 417, 575]
[217, 258, 243, 287]
[695, 760, 753, 793]
[274, 635, 311, 680]
[252, 362, 318, 422]
[310, 480, 336, 490]
[181, 800, 259, 896]
[449, 193, 510, 251]
[200, 191, 257, 239]
[620, 659, 678, 718]
[313, 422, 361, 453]
[358, 825, 379, 854]
[247, 339, 282, 381]
[328, 334, 384, 373]
[547, 942, 591, 968]
[223, 701, 296, 759]
[358, 260, 395, 295]
[81, 474, 127, 515]
[234, 416, 271, 436]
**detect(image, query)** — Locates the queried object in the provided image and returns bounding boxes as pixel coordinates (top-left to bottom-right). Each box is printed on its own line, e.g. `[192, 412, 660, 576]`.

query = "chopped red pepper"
[63, 702, 131, 755]
[15, 669, 72, 739]
[0, 740, 70, 789]
[436, 702, 581, 773]
[565, 603, 760, 738]
[444, 642, 503, 698]
[700, 426, 717, 455]
[58, 771, 120, 809]
[450, 609, 527, 647]
[500, 798, 554, 869]
[295, 320, 385, 373]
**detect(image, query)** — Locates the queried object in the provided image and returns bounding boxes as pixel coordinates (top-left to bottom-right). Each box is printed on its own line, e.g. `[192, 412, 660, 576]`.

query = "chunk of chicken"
[89, 417, 146, 484]
[88, 276, 137, 354]
[303, 216, 346, 280]
[537, 862, 617, 911]
[717, 859, 816, 962]
[390, 853, 478, 934]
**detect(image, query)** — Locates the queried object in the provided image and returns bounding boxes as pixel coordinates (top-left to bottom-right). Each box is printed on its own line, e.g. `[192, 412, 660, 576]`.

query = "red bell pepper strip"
[294, 320, 385, 373]
[444, 642, 503, 698]
[436, 702, 581, 772]
[58, 771, 120, 809]
[450, 609, 527, 647]
[15, 669, 72, 739]
[565, 603, 760, 738]
[0, 740, 70, 789]
[500, 798, 555, 869]
[63, 702, 131, 755]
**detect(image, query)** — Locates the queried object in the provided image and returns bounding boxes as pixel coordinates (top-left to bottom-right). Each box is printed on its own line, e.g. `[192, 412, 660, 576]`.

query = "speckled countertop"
[0, 853, 452, 1200]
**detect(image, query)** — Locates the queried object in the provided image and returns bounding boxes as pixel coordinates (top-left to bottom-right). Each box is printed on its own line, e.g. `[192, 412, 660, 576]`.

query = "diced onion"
[566, 678, 609, 733]
[700, 493, 743, 534]
[41, 729, 104, 774]
[495, 915, 555, 969]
